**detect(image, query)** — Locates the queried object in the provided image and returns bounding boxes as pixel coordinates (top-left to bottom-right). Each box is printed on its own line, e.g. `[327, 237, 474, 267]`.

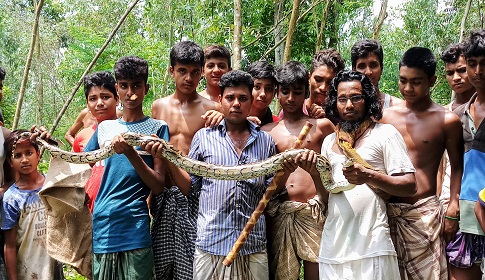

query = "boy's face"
[445, 56, 475, 95]
[87, 86, 119, 122]
[9, 140, 40, 176]
[278, 83, 306, 114]
[398, 66, 436, 104]
[336, 80, 366, 122]
[203, 57, 231, 87]
[219, 85, 252, 125]
[170, 62, 202, 95]
[252, 78, 276, 111]
[115, 79, 149, 110]
[354, 53, 382, 88]
[309, 65, 335, 106]
[467, 55, 485, 91]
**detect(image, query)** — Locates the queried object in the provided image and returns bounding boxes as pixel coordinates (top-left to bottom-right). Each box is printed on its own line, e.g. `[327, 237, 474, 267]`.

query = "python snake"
[24, 132, 352, 193]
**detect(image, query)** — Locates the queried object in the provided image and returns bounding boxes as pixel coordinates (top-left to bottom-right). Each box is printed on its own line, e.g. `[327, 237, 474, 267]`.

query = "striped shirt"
[189, 120, 276, 256]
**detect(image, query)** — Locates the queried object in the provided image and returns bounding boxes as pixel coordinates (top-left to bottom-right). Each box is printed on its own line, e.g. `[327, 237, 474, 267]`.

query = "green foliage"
[0, 0, 484, 140]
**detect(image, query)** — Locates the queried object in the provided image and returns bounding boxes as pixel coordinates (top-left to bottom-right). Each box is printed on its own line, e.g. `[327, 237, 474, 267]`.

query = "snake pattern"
[25, 132, 352, 193]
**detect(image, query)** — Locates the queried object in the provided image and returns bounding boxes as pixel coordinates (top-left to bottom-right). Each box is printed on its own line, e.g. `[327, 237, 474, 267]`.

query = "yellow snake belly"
[32, 132, 348, 192]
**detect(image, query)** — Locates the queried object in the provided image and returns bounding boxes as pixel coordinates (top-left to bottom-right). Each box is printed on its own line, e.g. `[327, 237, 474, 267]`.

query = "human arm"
[293, 150, 329, 201]
[308, 103, 326, 119]
[111, 134, 166, 195]
[4, 228, 17, 280]
[443, 114, 464, 242]
[142, 140, 192, 195]
[201, 110, 224, 128]
[342, 164, 416, 197]
[64, 108, 88, 147]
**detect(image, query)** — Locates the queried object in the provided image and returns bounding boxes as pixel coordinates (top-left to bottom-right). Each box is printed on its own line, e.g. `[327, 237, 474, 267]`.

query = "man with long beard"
[294, 70, 416, 279]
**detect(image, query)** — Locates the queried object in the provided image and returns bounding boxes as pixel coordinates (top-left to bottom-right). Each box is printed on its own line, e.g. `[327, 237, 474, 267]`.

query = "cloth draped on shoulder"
[266, 195, 326, 280]
[39, 157, 93, 279]
[387, 196, 447, 280]
[336, 118, 375, 170]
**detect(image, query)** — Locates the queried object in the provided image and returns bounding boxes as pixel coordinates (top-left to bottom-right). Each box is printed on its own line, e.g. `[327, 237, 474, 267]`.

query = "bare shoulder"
[2, 126, 11, 139]
[198, 95, 219, 111]
[381, 105, 404, 122]
[261, 120, 280, 133]
[443, 107, 462, 126]
[390, 95, 404, 106]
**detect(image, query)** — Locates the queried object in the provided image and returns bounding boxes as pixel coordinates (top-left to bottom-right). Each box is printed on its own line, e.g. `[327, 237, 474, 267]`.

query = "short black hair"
[83, 71, 117, 99]
[351, 39, 384, 69]
[399, 47, 436, 78]
[276, 61, 309, 97]
[463, 29, 485, 59]
[114, 56, 149, 83]
[325, 70, 382, 121]
[204, 45, 231, 69]
[246, 60, 276, 84]
[310, 49, 345, 74]
[440, 43, 464, 64]
[5, 129, 40, 159]
[218, 70, 254, 96]
[0, 66, 5, 80]
[170, 41, 205, 68]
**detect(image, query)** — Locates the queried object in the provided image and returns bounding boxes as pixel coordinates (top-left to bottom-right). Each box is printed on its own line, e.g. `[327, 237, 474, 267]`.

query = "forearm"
[4, 233, 18, 280]
[446, 169, 462, 217]
[162, 158, 192, 195]
[365, 170, 416, 197]
[311, 173, 329, 202]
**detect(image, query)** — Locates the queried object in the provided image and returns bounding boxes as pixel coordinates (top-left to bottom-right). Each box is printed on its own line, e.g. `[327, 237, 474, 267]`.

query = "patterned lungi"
[387, 196, 447, 280]
[151, 187, 198, 280]
[266, 195, 326, 280]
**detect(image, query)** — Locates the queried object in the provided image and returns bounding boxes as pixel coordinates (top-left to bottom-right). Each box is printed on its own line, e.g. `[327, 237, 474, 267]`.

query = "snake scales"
[27, 132, 353, 193]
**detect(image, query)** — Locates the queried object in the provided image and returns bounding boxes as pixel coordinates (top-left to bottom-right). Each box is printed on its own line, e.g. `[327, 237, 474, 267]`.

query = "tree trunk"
[233, 0, 242, 70]
[274, 0, 285, 66]
[459, 0, 473, 43]
[283, 0, 301, 63]
[161, 0, 175, 97]
[373, 0, 388, 40]
[315, 0, 331, 51]
[13, 0, 44, 130]
[48, 0, 141, 136]
[35, 26, 43, 125]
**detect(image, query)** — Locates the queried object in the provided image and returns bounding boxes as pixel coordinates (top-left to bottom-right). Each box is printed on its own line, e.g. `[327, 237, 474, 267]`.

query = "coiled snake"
[26, 132, 351, 193]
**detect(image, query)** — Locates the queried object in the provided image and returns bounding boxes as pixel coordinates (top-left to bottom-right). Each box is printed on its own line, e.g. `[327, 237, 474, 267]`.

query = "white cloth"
[384, 94, 391, 109]
[319, 255, 401, 280]
[319, 123, 415, 278]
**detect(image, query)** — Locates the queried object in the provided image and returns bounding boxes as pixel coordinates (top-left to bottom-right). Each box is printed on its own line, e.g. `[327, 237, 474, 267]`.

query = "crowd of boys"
[1, 29, 485, 280]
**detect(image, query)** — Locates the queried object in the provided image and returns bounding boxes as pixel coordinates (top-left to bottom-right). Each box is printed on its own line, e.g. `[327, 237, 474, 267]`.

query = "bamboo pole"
[223, 121, 313, 266]
[13, 0, 45, 130]
[47, 0, 140, 136]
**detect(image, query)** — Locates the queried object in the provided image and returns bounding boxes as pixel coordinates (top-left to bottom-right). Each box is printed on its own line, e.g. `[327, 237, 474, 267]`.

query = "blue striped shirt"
[188, 120, 275, 256]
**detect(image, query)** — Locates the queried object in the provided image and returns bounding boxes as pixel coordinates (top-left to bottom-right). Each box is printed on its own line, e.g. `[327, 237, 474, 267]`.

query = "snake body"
[31, 132, 351, 193]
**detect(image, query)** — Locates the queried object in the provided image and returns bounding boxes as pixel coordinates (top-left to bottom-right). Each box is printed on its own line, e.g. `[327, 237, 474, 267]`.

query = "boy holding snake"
[84, 56, 169, 280]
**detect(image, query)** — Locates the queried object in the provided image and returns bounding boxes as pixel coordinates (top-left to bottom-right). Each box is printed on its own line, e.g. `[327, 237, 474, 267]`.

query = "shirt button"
[235, 226, 238, 230]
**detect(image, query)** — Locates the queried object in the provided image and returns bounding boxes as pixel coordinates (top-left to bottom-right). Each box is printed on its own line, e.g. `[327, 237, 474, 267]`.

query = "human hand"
[294, 150, 320, 177]
[201, 110, 224, 128]
[444, 203, 460, 243]
[342, 162, 368, 185]
[141, 136, 165, 159]
[247, 116, 261, 126]
[30, 125, 51, 142]
[112, 134, 135, 155]
[308, 103, 325, 119]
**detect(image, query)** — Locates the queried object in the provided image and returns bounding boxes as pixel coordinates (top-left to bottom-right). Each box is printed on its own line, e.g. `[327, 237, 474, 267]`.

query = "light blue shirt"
[189, 120, 275, 256]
